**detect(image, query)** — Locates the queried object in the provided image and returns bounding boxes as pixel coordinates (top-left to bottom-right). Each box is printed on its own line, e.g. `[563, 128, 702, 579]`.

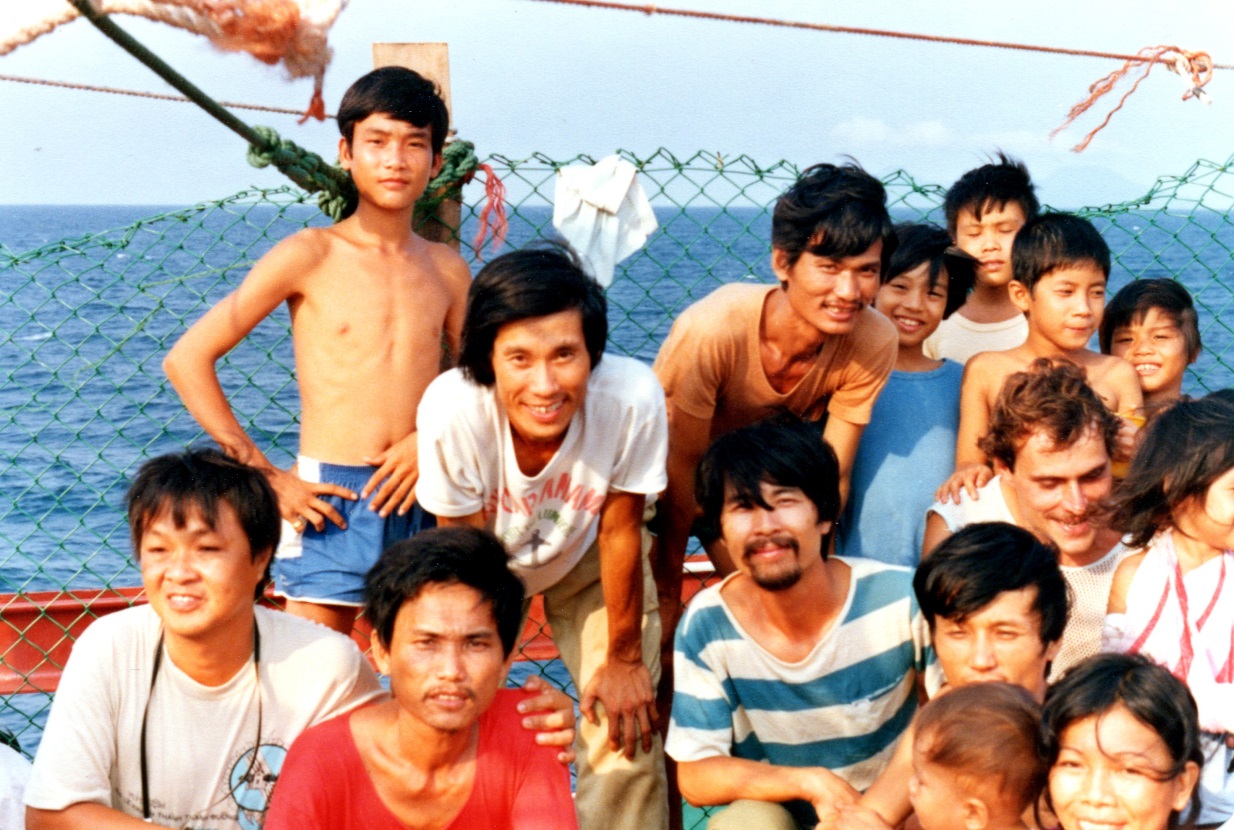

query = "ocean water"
[1, 200, 1231, 591]
[0, 200, 771, 750]
[0, 202, 774, 587]
[1, 201, 1232, 752]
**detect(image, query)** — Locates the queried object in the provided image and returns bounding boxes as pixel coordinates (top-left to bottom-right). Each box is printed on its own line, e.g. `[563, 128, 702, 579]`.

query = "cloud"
[903, 121, 952, 144]
[829, 117, 953, 147]
[829, 116, 889, 144]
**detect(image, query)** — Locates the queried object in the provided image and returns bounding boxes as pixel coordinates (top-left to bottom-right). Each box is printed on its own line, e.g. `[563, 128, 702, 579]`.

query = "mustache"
[1049, 508, 1098, 524]
[743, 533, 800, 558]
[425, 686, 476, 701]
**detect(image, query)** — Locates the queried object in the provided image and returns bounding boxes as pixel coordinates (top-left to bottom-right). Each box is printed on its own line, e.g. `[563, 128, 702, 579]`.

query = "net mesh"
[2, 149, 1232, 826]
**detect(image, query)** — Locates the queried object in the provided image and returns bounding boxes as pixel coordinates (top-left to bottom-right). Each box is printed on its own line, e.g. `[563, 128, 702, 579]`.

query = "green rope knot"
[246, 126, 357, 221]
[416, 140, 480, 222]
[245, 129, 481, 225]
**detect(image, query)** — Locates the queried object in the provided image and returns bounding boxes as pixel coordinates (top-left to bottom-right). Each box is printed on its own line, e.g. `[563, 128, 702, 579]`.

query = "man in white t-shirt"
[923, 360, 1128, 679]
[24, 450, 383, 830]
[1, 739, 30, 830]
[24, 450, 574, 830]
[417, 244, 670, 830]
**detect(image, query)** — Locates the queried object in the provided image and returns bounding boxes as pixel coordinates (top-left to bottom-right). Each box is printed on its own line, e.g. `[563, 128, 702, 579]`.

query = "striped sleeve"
[666, 599, 740, 762]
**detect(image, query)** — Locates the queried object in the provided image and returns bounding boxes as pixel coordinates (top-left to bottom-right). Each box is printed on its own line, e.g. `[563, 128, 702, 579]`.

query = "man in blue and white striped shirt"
[666, 417, 935, 830]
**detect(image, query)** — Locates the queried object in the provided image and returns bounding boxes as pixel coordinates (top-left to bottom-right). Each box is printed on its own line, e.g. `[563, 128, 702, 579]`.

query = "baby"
[909, 682, 1045, 830]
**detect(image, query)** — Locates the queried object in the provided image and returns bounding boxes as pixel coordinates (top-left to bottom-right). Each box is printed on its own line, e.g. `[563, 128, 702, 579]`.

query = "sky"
[2, 0, 1232, 206]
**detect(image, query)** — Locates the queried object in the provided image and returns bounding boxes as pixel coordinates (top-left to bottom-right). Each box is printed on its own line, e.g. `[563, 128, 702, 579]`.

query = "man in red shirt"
[267, 526, 578, 830]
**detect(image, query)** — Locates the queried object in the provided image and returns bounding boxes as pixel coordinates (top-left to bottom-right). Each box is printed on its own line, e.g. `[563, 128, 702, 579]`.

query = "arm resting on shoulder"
[933, 464, 993, 505]
[951, 357, 992, 473]
[1109, 358, 1144, 418]
[1109, 360, 1145, 466]
[516, 675, 577, 766]
[937, 356, 997, 505]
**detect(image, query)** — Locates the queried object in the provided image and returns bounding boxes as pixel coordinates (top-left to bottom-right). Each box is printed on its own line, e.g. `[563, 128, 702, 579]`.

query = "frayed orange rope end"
[472, 163, 508, 260]
[1054, 45, 1215, 153]
[297, 78, 327, 123]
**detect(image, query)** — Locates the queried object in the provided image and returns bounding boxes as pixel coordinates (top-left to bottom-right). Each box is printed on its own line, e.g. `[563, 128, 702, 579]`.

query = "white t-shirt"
[25, 605, 383, 829]
[923, 313, 1028, 364]
[417, 355, 668, 595]
[925, 475, 1016, 533]
[0, 745, 30, 830]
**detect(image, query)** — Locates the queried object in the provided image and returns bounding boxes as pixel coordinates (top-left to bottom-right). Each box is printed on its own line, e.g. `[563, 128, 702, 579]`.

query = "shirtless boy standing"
[164, 67, 471, 634]
[943, 213, 1140, 497]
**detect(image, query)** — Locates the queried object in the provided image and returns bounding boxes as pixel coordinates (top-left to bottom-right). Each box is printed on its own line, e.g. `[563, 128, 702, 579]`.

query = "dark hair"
[1042, 653, 1203, 830]
[771, 162, 897, 274]
[364, 526, 525, 658]
[916, 682, 1046, 816]
[885, 223, 977, 319]
[695, 415, 840, 552]
[126, 448, 280, 599]
[459, 243, 607, 386]
[1099, 278, 1202, 362]
[916, 522, 1069, 647]
[1109, 394, 1234, 548]
[1012, 212, 1111, 292]
[337, 66, 449, 155]
[980, 359, 1119, 472]
[944, 152, 1040, 234]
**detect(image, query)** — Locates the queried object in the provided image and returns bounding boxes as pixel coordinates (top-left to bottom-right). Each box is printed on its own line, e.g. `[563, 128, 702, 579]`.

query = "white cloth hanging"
[552, 155, 657, 287]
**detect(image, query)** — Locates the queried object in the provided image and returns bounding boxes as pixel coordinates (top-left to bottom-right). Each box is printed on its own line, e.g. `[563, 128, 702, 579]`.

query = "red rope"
[522, 0, 1234, 69]
[472, 163, 508, 260]
[525, 0, 1224, 153]
[297, 84, 327, 123]
[0, 73, 332, 118]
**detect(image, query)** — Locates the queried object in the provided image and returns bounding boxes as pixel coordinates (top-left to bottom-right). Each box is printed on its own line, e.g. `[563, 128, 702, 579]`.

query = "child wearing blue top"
[838, 224, 976, 567]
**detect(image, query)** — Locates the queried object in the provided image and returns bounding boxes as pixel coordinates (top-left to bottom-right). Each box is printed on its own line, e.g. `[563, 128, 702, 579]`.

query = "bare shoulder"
[1111, 552, 1147, 592]
[1090, 351, 1139, 384]
[962, 350, 1017, 395]
[1080, 351, 1142, 404]
[274, 225, 337, 265]
[424, 241, 473, 291]
[965, 349, 1020, 376]
[921, 510, 953, 559]
[244, 226, 336, 289]
[1108, 551, 1147, 611]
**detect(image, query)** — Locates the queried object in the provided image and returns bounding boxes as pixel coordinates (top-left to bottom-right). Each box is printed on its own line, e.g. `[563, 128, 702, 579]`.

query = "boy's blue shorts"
[272, 457, 435, 606]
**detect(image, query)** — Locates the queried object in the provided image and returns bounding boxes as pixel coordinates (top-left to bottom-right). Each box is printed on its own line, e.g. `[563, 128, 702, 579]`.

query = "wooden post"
[372, 43, 461, 249]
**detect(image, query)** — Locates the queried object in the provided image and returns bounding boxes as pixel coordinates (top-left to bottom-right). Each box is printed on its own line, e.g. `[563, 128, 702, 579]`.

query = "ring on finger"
[291, 517, 305, 531]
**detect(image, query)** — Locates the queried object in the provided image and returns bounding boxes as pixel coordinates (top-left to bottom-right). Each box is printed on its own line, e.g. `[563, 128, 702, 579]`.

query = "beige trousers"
[540, 527, 668, 830]
[707, 799, 802, 830]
